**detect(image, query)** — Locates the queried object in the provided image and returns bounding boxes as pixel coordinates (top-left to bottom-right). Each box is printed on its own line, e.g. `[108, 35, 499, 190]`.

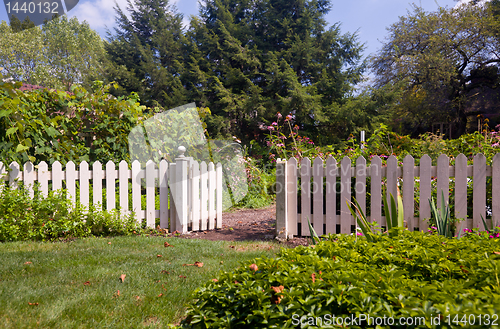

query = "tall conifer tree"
[105, 0, 187, 108]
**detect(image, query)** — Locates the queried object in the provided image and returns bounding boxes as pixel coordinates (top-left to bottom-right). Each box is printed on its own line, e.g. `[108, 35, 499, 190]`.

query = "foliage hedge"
[177, 231, 500, 328]
[0, 182, 142, 242]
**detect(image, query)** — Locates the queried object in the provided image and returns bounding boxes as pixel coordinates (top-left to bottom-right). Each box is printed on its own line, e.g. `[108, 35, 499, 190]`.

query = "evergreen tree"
[105, 0, 188, 108]
[186, 0, 365, 143]
[106, 0, 366, 143]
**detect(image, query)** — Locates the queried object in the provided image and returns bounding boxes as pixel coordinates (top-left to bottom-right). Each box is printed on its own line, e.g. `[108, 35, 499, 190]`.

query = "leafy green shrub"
[0, 75, 148, 166]
[177, 231, 500, 328]
[234, 156, 275, 209]
[0, 182, 141, 242]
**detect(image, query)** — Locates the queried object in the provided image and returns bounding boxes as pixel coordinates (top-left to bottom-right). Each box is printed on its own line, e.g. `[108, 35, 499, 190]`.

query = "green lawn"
[0, 236, 278, 328]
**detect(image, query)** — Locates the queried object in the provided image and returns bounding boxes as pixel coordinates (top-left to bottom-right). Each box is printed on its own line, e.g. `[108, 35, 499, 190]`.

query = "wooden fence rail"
[276, 153, 500, 239]
[0, 155, 223, 233]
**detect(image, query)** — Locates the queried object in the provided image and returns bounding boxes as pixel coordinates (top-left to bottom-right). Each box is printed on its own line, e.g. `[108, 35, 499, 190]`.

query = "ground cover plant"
[0, 236, 278, 328]
[0, 182, 142, 242]
[176, 230, 500, 328]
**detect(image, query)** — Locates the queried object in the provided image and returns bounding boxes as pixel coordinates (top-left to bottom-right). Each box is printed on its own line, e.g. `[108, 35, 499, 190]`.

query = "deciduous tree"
[0, 16, 106, 91]
[371, 3, 500, 136]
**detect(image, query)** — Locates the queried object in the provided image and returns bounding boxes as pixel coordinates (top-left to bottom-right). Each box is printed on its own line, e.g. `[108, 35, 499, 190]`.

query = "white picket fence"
[276, 153, 500, 239]
[0, 155, 223, 233]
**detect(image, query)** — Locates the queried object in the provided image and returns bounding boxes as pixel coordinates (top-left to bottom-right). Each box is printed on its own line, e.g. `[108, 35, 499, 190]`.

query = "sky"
[0, 0, 473, 59]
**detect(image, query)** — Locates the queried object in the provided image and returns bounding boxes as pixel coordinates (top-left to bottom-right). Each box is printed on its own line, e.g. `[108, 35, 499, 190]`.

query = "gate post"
[276, 160, 288, 240]
[174, 146, 189, 233]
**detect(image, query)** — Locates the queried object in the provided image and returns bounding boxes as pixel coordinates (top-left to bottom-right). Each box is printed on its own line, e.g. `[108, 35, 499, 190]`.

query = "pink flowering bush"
[264, 112, 324, 162]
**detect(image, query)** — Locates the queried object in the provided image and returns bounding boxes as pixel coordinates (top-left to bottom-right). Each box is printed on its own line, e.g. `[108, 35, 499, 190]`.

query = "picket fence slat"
[191, 161, 200, 232]
[403, 155, 414, 229]
[313, 157, 323, 234]
[93, 162, 102, 208]
[473, 154, 487, 229]
[39, 162, 49, 197]
[146, 160, 156, 228]
[371, 156, 382, 224]
[356, 156, 366, 222]
[340, 157, 351, 234]
[216, 163, 223, 229]
[159, 160, 169, 229]
[493, 154, 500, 228]
[455, 154, 468, 231]
[386, 156, 398, 211]
[325, 157, 336, 234]
[419, 155, 432, 232]
[66, 161, 76, 204]
[437, 155, 449, 208]
[132, 161, 141, 221]
[300, 158, 311, 236]
[200, 161, 208, 231]
[9, 162, 20, 189]
[208, 162, 215, 230]
[80, 161, 90, 208]
[119, 161, 129, 213]
[276, 153, 500, 239]
[52, 161, 63, 192]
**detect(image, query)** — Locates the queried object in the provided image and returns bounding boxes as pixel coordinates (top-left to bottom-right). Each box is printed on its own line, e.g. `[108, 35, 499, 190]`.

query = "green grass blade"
[307, 217, 320, 245]
[390, 192, 397, 229]
[480, 214, 490, 233]
[347, 200, 374, 242]
[397, 188, 404, 228]
[440, 191, 447, 227]
[383, 192, 392, 232]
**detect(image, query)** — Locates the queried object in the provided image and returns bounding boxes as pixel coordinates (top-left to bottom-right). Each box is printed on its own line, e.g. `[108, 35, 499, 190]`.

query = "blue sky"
[1, 0, 468, 58]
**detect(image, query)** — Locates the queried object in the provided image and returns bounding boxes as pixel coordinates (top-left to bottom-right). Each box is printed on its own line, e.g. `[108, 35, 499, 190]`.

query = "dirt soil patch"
[174, 204, 309, 248]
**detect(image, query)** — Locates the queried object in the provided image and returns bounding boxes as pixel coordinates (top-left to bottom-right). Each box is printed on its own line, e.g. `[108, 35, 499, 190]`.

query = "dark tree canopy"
[105, 0, 188, 109]
[105, 0, 366, 144]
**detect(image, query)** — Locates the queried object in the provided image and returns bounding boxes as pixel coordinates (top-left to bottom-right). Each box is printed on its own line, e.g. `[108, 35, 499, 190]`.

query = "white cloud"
[68, 0, 130, 32]
[454, 0, 491, 8]
[67, 0, 192, 36]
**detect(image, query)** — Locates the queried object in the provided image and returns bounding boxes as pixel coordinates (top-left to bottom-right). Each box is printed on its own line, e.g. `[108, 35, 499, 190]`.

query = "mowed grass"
[0, 236, 279, 328]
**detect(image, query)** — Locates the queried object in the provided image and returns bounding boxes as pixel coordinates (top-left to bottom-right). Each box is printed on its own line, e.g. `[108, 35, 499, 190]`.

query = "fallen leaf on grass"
[157, 254, 162, 258]
[135, 296, 141, 301]
[179, 275, 187, 279]
[112, 290, 120, 298]
[24, 262, 32, 265]
[161, 270, 170, 274]
[212, 279, 218, 282]
[164, 242, 173, 247]
[28, 302, 39, 306]
[183, 261, 204, 268]
[229, 245, 235, 249]
[158, 293, 163, 297]
[494, 251, 500, 255]
[83, 281, 90, 286]
[108, 242, 111, 245]
[120, 274, 126, 283]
